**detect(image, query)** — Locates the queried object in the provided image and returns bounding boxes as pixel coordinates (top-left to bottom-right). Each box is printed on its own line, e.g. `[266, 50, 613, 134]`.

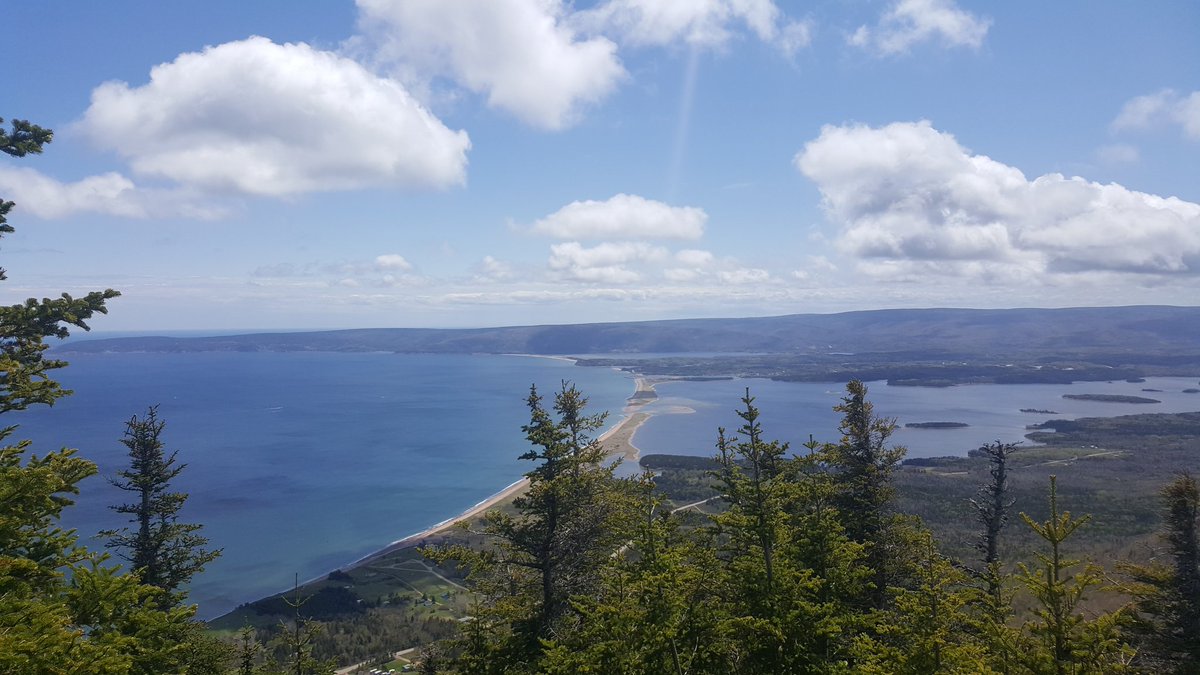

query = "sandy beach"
[349, 376, 660, 567]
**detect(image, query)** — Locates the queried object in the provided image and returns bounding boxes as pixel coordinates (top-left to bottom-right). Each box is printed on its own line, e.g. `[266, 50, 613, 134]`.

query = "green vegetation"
[100, 406, 220, 603]
[1063, 394, 1161, 404]
[1119, 473, 1200, 671]
[390, 381, 1186, 673]
[209, 547, 465, 669]
[6, 122, 1199, 670]
[212, 398, 1200, 672]
[0, 118, 225, 673]
[424, 383, 631, 671]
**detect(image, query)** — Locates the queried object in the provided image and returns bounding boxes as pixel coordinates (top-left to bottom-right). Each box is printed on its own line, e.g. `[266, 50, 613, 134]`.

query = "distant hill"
[57, 305, 1200, 362]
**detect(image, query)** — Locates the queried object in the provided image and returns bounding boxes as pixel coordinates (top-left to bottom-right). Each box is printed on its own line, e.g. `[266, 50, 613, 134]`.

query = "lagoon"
[633, 376, 1200, 459]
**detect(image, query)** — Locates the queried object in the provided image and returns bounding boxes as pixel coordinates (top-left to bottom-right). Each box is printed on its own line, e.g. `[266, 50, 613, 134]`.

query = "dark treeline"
[415, 381, 1200, 674]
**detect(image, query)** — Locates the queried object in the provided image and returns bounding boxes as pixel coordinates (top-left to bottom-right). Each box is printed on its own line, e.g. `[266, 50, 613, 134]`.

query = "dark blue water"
[634, 377, 1200, 459]
[15, 350, 1200, 620]
[10, 352, 634, 618]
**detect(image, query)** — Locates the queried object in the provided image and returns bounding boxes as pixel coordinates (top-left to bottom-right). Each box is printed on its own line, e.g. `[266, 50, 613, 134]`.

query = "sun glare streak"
[666, 43, 701, 201]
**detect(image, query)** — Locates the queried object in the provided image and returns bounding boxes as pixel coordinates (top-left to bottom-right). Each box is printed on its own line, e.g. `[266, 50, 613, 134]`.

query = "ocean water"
[10, 352, 634, 619]
[633, 376, 1200, 459]
[13, 350, 1200, 620]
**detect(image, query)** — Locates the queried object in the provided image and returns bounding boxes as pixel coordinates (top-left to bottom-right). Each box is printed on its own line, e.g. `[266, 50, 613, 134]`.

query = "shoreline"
[346, 376, 660, 569]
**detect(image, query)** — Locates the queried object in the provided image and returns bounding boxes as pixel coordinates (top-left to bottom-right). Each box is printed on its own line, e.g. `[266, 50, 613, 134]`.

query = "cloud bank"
[796, 121, 1200, 280]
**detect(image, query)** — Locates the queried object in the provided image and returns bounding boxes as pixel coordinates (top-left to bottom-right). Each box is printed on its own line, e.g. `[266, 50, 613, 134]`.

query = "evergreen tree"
[710, 391, 880, 673]
[1015, 476, 1132, 674]
[0, 430, 221, 673]
[542, 477, 730, 674]
[1120, 472, 1200, 672]
[268, 577, 335, 675]
[883, 532, 994, 674]
[234, 626, 265, 675]
[712, 389, 789, 596]
[971, 441, 1020, 601]
[428, 382, 629, 672]
[0, 118, 119, 414]
[100, 406, 219, 601]
[820, 380, 908, 610]
[967, 441, 1022, 673]
[1, 117, 226, 673]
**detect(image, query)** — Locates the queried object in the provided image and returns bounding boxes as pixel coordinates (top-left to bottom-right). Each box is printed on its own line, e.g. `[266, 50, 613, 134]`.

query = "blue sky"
[3, 1, 1198, 330]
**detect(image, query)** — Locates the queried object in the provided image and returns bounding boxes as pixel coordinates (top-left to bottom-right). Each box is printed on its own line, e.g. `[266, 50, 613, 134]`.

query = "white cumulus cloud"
[532, 193, 706, 240]
[375, 254, 413, 271]
[0, 166, 222, 219]
[1112, 89, 1200, 140]
[577, 0, 812, 53]
[356, 0, 625, 130]
[663, 249, 715, 281]
[77, 36, 470, 197]
[548, 240, 668, 283]
[474, 255, 515, 282]
[850, 0, 990, 55]
[795, 120, 1200, 278]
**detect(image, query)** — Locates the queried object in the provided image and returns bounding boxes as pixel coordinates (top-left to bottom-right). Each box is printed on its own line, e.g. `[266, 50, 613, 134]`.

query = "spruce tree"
[0, 117, 225, 674]
[101, 406, 219, 600]
[427, 382, 628, 672]
[541, 477, 730, 674]
[235, 627, 265, 674]
[268, 576, 335, 675]
[968, 440, 1021, 635]
[820, 380, 908, 610]
[712, 389, 789, 596]
[711, 390, 879, 672]
[0, 118, 119, 414]
[1121, 472, 1200, 672]
[884, 532, 994, 673]
[1015, 476, 1132, 673]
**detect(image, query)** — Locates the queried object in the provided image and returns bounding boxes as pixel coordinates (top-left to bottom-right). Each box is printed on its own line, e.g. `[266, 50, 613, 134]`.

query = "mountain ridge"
[57, 305, 1200, 361]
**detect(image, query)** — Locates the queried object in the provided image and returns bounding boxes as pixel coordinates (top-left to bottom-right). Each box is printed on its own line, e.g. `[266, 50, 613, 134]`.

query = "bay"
[15, 349, 1200, 621]
[633, 376, 1200, 459]
[11, 352, 634, 619]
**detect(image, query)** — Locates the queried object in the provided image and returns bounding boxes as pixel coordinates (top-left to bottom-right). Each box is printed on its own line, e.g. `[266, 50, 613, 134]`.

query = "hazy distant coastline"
[55, 306, 1200, 387]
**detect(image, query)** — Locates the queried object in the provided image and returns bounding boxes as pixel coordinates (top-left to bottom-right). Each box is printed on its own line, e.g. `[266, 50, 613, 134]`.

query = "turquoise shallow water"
[11, 352, 634, 618]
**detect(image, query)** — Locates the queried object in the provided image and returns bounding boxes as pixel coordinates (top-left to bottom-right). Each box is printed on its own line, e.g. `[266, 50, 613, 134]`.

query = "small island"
[904, 421, 970, 429]
[1063, 394, 1160, 404]
[1020, 408, 1059, 414]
